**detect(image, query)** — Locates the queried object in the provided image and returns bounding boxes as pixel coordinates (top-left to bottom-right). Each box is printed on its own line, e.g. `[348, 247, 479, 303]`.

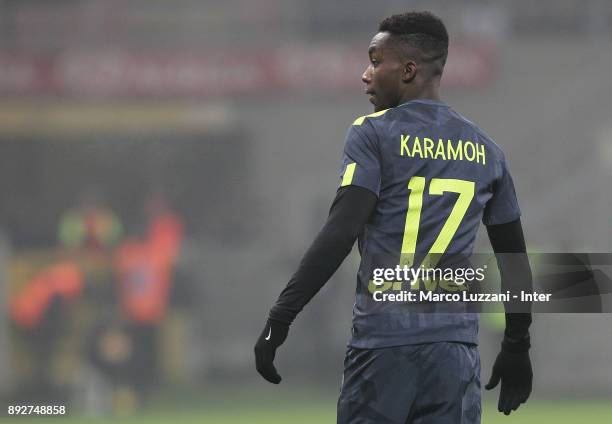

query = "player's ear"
[401, 60, 417, 83]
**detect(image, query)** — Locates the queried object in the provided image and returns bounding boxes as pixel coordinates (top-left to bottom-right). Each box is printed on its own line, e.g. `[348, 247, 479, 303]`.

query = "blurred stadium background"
[0, 0, 611, 422]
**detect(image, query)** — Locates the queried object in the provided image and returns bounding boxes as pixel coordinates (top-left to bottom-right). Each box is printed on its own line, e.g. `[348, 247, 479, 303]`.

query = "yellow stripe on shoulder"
[341, 163, 356, 186]
[352, 109, 389, 126]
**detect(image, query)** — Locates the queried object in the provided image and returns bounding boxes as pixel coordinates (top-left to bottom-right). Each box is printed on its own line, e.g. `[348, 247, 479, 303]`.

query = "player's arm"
[254, 185, 377, 384]
[485, 218, 533, 415]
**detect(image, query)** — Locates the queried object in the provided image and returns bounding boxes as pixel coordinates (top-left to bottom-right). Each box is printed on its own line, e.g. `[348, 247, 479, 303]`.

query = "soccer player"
[255, 11, 533, 423]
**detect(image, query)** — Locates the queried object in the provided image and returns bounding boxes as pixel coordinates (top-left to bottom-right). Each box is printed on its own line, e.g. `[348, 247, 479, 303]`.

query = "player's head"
[362, 11, 448, 111]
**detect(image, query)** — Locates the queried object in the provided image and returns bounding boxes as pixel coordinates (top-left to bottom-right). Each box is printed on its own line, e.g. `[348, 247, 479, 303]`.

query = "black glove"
[254, 319, 289, 384]
[485, 335, 533, 415]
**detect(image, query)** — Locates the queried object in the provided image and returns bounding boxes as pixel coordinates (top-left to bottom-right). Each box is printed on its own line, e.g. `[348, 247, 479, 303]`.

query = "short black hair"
[378, 11, 449, 74]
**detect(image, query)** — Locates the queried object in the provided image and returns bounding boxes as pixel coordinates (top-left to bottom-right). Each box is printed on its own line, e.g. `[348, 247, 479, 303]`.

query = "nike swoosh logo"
[265, 327, 272, 341]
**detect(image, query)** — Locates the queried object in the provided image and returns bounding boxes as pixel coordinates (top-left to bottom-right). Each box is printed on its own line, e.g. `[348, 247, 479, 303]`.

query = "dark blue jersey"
[338, 99, 521, 348]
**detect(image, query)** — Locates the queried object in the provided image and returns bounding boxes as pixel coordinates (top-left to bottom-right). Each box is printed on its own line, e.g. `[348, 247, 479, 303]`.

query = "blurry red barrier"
[0, 42, 496, 97]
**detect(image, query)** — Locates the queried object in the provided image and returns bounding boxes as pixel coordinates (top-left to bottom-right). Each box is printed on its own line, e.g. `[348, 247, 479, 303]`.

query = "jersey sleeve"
[338, 122, 381, 197]
[482, 155, 522, 226]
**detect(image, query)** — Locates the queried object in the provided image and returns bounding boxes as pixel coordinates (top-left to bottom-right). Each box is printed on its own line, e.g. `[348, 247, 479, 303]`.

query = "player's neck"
[399, 84, 441, 104]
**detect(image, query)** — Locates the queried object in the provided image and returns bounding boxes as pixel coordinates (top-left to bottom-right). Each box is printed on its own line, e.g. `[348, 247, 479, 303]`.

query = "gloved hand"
[485, 336, 533, 415]
[254, 319, 289, 384]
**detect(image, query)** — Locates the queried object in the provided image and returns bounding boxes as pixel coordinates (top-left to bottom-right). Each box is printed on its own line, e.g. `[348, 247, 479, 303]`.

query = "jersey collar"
[398, 98, 449, 108]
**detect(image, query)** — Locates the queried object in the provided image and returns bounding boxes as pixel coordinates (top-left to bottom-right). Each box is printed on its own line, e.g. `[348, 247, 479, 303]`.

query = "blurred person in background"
[89, 192, 184, 412]
[8, 263, 83, 403]
[115, 191, 183, 328]
[58, 190, 123, 252]
[255, 11, 533, 423]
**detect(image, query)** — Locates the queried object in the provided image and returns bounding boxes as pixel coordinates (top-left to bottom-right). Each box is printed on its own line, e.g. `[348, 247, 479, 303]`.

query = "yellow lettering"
[412, 137, 423, 158]
[476, 143, 486, 165]
[434, 138, 447, 160]
[424, 137, 434, 159]
[399, 137, 485, 165]
[464, 141, 476, 161]
[448, 140, 463, 161]
[400, 134, 412, 156]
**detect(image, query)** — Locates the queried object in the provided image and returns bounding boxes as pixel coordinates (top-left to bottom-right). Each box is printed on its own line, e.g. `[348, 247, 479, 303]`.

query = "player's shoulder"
[446, 107, 506, 161]
[345, 109, 393, 147]
[349, 107, 402, 143]
[351, 108, 393, 126]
